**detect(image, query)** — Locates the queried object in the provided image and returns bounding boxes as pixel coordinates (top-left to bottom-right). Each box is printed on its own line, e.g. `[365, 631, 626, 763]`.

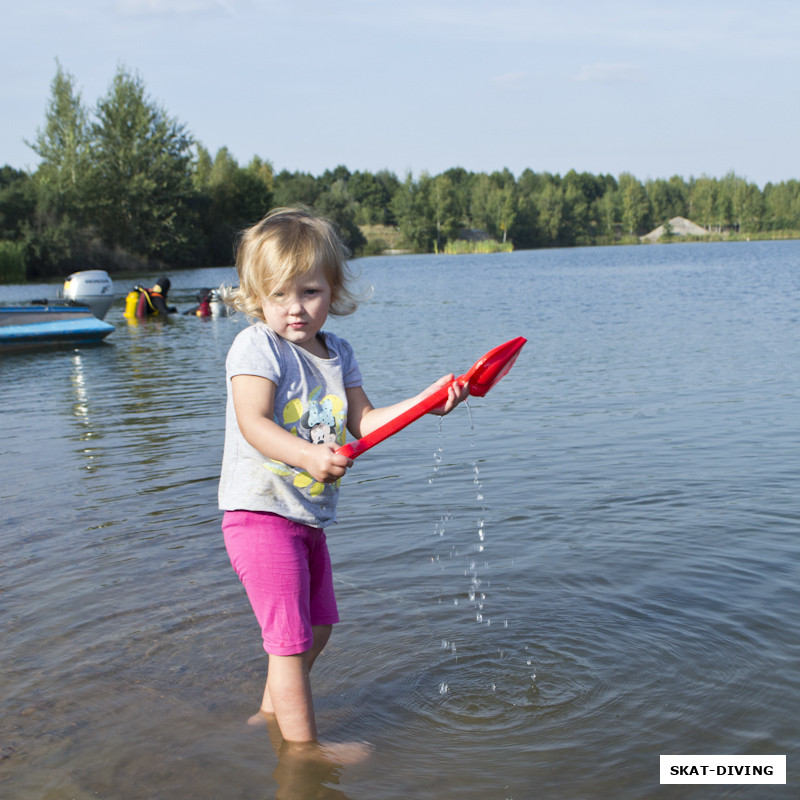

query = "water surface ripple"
[1, 242, 798, 799]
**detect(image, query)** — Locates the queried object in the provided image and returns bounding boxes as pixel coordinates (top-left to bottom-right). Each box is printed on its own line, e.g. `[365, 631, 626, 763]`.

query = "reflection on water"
[1, 242, 799, 799]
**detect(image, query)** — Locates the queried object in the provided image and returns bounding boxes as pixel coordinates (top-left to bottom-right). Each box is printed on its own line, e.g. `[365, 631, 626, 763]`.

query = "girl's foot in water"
[285, 739, 374, 766]
[247, 708, 274, 727]
[248, 708, 373, 765]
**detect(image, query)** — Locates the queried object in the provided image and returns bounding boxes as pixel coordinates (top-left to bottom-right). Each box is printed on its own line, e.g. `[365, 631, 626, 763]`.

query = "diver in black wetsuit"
[135, 277, 177, 317]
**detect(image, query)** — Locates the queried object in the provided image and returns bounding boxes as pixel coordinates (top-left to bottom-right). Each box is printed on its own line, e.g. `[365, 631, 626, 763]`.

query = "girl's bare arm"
[232, 374, 351, 483]
[345, 374, 467, 440]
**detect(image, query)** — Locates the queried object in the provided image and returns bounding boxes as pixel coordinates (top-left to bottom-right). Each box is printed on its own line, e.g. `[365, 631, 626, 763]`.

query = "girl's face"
[260, 263, 332, 354]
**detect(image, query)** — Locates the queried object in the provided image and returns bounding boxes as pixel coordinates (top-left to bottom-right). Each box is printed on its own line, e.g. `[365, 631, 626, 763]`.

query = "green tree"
[729, 174, 749, 233]
[470, 169, 516, 242]
[535, 179, 566, 244]
[430, 173, 461, 250]
[319, 165, 351, 189]
[513, 169, 551, 247]
[739, 183, 764, 233]
[592, 185, 619, 241]
[315, 179, 366, 253]
[391, 172, 436, 252]
[374, 170, 401, 225]
[194, 147, 273, 264]
[312, 165, 366, 250]
[668, 175, 689, 213]
[690, 176, 716, 231]
[619, 173, 650, 236]
[562, 170, 608, 244]
[647, 177, 688, 225]
[248, 155, 274, 196]
[27, 61, 90, 218]
[273, 170, 320, 207]
[714, 172, 738, 231]
[90, 66, 198, 264]
[349, 169, 399, 226]
[193, 144, 213, 192]
[440, 167, 473, 230]
[210, 149, 271, 224]
[23, 62, 94, 275]
[0, 167, 36, 280]
[0, 167, 36, 241]
[763, 180, 800, 231]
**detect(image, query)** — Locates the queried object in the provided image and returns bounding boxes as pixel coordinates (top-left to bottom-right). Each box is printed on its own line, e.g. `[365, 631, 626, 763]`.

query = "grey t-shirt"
[218, 323, 362, 527]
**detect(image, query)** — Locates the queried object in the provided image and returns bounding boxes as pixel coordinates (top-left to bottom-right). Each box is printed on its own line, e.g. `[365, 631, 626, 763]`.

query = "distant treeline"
[2, 63, 800, 282]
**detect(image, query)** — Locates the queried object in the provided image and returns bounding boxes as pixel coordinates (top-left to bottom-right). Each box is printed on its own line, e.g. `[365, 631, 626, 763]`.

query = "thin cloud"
[492, 71, 529, 87]
[572, 62, 645, 83]
[115, 0, 235, 15]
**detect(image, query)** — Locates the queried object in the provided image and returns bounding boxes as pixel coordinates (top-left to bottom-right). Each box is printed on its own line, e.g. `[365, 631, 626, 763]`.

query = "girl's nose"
[287, 296, 303, 314]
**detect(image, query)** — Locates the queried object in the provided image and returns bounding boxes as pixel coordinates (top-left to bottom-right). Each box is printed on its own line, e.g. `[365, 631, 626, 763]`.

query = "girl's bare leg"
[258, 625, 333, 718]
[252, 625, 370, 763]
[267, 651, 317, 741]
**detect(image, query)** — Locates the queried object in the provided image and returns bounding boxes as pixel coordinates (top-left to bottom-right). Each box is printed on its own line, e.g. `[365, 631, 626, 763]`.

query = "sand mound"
[641, 216, 708, 242]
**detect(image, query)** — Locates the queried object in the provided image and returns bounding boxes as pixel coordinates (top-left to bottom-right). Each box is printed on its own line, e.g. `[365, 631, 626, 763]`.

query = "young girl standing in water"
[219, 207, 465, 755]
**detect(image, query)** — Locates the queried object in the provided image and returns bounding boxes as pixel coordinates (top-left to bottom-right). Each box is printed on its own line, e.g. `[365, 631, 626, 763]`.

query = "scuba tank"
[128, 285, 161, 318]
[124, 290, 140, 318]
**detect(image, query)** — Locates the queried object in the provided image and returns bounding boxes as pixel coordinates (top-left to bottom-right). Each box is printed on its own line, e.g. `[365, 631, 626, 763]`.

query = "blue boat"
[0, 305, 115, 352]
[1, 270, 116, 352]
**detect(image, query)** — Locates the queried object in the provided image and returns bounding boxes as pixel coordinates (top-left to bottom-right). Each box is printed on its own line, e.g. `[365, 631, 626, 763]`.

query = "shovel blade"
[464, 336, 527, 397]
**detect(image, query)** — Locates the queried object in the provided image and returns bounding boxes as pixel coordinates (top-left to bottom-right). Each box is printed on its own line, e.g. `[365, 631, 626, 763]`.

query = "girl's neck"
[294, 331, 330, 359]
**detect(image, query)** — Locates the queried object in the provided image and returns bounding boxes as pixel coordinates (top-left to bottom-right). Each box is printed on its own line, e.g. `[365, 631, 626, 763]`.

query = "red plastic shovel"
[336, 336, 527, 460]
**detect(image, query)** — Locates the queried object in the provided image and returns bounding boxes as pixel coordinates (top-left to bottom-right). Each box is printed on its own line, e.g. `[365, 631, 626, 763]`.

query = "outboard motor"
[209, 289, 224, 317]
[62, 270, 115, 320]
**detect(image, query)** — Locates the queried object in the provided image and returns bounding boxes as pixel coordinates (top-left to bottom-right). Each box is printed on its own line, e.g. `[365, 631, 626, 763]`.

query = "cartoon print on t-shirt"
[303, 397, 337, 445]
[263, 386, 346, 496]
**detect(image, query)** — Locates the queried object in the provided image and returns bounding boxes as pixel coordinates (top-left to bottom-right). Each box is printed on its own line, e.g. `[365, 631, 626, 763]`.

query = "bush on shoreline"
[0, 241, 26, 283]
[442, 239, 514, 254]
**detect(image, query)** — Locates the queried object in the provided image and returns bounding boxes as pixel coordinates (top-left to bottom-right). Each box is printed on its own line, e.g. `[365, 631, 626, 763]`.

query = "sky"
[3, 0, 799, 187]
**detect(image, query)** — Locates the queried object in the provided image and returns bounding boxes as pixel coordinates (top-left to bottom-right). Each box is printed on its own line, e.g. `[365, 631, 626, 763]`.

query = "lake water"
[1, 241, 798, 799]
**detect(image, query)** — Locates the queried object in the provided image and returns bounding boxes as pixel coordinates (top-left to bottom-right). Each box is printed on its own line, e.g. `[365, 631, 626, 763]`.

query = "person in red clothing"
[183, 287, 213, 317]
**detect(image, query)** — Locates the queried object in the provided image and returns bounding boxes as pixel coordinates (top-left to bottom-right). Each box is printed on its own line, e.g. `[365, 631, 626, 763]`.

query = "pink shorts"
[222, 510, 339, 656]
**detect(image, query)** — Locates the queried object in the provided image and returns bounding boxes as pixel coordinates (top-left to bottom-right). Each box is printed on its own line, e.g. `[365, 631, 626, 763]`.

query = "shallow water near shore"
[2, 241, 798, 799]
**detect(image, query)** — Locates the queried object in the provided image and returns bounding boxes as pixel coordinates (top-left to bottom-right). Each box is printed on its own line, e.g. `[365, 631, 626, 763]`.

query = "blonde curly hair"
[222, 207, 360, 321]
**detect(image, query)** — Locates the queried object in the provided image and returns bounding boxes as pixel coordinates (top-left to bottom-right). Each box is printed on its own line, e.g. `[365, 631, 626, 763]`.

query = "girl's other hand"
[301, 444, 353, 483]
[424, 374, 469, 416]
